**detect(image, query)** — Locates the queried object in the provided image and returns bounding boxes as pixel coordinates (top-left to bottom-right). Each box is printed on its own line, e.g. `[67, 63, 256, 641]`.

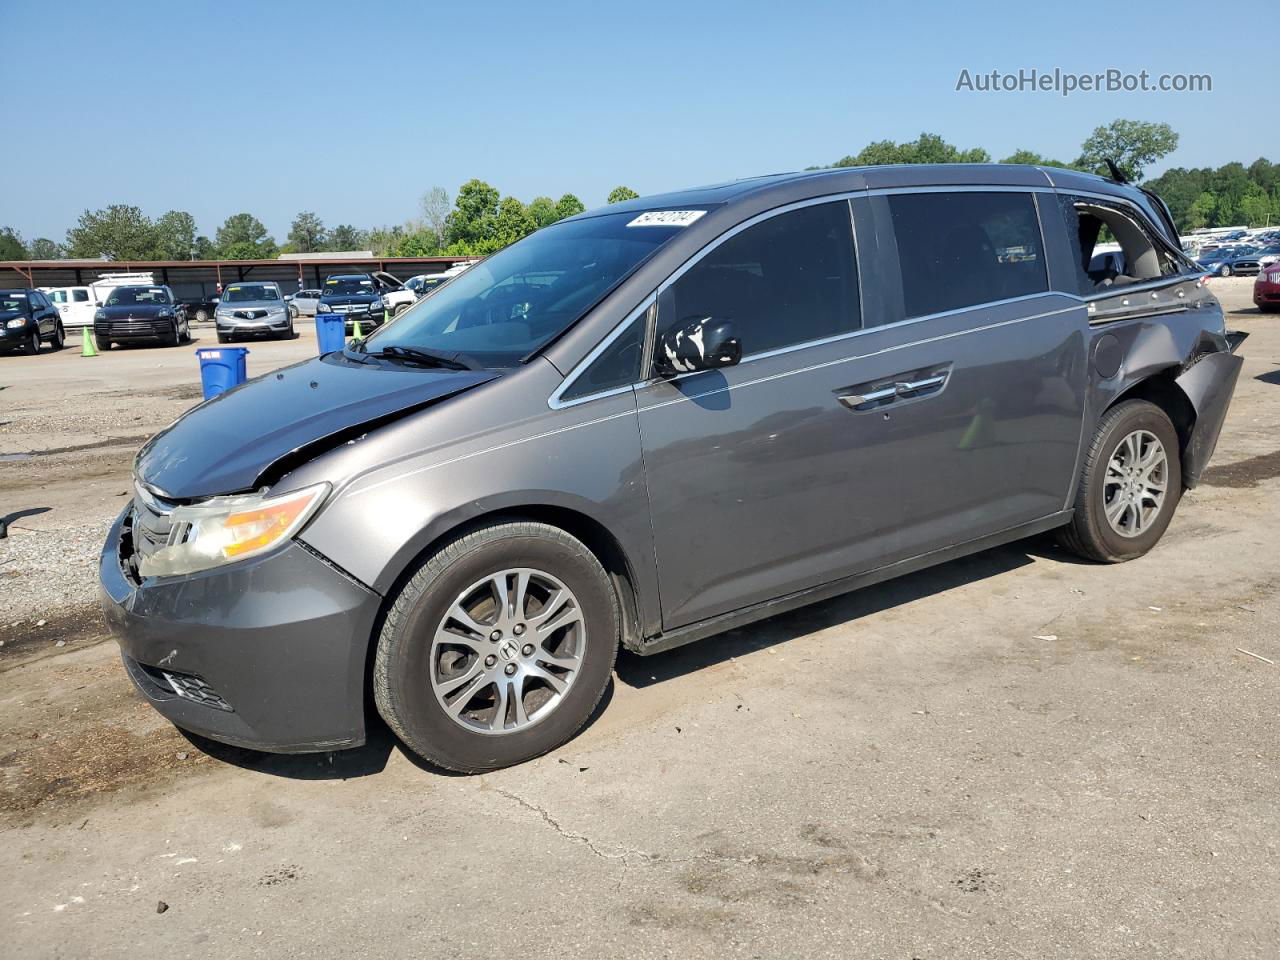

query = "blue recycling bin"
[315, 312, 345, 354]
[195, 347, 249, 400]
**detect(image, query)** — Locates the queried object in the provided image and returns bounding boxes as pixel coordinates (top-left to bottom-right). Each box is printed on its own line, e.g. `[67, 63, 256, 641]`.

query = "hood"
[100, 303, 172, 318]
[135, 353, 497, 499]
[321, 293, 381, 305]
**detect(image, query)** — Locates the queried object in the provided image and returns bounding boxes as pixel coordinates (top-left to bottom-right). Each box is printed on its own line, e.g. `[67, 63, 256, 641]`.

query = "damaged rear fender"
[1106, 324, 1247, 489]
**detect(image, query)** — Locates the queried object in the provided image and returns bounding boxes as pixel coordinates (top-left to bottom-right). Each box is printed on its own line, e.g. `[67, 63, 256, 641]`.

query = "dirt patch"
[1200, 449, 1280, 488]
[0, 604, 111, 670]
[0, 647, 213, 825]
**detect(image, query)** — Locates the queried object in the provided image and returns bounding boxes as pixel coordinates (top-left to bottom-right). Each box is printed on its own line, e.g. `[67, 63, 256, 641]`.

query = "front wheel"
[50, 322, 65, 350]
[23, 329, 39, 355]
[1218, 264, 1232, 277]
[374, 521, 619, 772]
[1059, 399, 1182, 562]
[179, 319, 192, 344]
[94, 333, 111, 352]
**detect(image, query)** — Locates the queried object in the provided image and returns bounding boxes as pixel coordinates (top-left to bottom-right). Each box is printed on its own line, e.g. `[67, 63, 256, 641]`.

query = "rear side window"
[73, 289, 90, 302]
[1058, 194, 1187, 294]
[657, 201, 860, 358]
[887, 192, 1047, 318]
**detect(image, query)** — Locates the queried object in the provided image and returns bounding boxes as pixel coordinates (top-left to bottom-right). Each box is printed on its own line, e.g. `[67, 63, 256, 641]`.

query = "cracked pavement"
[3, 279, 1279, 958]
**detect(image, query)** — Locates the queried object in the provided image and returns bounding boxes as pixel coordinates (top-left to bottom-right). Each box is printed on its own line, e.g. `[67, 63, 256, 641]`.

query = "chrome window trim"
[548, 293, 655, 409]
[546, 182, 1195, 411]
[637, 302, 1082, 412]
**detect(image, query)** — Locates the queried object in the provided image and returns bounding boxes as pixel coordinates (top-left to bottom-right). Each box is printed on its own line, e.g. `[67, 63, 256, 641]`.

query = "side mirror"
[654, 316, 741, 377]
[95, 301, 103, 307]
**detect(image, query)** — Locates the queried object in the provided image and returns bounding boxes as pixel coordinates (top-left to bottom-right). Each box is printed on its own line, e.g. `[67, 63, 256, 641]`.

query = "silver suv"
[214, 281, 294, 342]
[100, 164, 1245, 772]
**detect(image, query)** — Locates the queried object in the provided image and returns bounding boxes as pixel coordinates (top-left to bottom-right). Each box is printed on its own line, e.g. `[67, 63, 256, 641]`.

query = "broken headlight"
[137, 483, 330, 578]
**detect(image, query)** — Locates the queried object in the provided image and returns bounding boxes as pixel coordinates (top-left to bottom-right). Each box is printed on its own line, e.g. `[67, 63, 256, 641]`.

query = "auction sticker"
[627, 210, 706, 228]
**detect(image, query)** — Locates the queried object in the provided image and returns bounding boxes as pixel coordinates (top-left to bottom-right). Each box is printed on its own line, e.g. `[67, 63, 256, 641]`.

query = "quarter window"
[1058, 194, 1185, 294]
[656, 201, 860, 359]
[887, 192, 1048, 318]
[561, 313, 645, 402]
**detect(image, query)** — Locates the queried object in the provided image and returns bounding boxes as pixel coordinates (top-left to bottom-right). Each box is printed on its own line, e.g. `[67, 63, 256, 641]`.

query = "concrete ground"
[2, 280, 1278, 959]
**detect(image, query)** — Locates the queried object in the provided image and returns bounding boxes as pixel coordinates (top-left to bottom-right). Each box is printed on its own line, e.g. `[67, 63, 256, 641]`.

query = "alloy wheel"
[429, 568, 585, 735]
[1103, 429, 1168, 538]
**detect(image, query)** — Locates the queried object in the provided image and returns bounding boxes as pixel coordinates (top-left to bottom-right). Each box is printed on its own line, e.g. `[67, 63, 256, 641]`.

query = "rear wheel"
[194, 308, 210, 323]
[1059, 399, 1182, 562]
[374, 521, 619, 772]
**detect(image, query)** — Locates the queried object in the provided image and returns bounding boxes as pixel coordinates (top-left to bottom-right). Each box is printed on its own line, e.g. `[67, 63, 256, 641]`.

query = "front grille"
[233, 309, 267, 320]
[100, 319, 168, 335]
[131, 659, 233, 711]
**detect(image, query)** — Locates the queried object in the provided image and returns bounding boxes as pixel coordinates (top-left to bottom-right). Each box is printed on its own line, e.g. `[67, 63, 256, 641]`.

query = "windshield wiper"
[370, 345, 482, 371]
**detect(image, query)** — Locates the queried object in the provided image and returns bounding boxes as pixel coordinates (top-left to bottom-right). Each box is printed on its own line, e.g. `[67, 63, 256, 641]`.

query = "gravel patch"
[0, 518, 115, 622]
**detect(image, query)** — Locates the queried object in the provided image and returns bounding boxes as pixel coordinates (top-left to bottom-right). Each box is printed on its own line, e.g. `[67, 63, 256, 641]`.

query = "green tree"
[66, 205, 158, 260]
[831, 133, 990, 168]
[527, 196, 560, 229]
[286, 212, 327, 253]
[1239, 186, 1274, 227]
[326, 224, 367, 251]
[1186, 192, 1217, 230]
[192, 235, 217, 260]
[154, 210, 197, 260]
[444, 179, 501, 253]
[490, 196, 535, 252]
[0, 227, 28, 260]
[1000, 149, 1073, 169]
[554, 193, 585, 221]
[607, 186, 640, 204]
[1076, 119, 1178, 182]
[28, 237, 64, 260]
[216, 213, 276, 260]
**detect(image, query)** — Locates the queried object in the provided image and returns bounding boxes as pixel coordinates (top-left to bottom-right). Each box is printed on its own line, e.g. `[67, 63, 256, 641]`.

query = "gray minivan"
[99, 164, 1245, 772]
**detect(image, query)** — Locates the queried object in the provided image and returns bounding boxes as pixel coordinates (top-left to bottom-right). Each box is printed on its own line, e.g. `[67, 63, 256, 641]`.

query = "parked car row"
[1192, 228, 1280, 276]
[6, 261, 480, 356]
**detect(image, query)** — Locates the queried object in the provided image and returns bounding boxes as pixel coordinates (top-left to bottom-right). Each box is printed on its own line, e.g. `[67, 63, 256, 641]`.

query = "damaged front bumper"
[98, 504, 381, 753]
[1177, 330, 1247, 488]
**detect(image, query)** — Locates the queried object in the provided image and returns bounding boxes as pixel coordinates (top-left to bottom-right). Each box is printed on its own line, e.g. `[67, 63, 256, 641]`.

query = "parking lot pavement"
[3, 280, 1279, 958]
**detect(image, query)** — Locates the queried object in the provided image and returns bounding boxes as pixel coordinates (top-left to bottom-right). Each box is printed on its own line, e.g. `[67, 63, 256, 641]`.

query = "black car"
[94, 285, 192, 351]
[317, 274, 385, 332]
[180, 292, 221, 323]
[0, 289, 65, 355]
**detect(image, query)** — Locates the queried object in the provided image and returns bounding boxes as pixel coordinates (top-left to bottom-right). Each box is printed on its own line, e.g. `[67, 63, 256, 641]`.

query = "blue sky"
[1, 0, 1261, 244]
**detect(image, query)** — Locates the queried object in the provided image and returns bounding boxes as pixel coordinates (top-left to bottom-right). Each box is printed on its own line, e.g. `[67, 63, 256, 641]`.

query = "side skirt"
[634, 510, 1074, 656]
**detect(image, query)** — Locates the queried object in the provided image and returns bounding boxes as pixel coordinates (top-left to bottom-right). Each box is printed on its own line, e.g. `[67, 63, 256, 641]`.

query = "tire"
[195, 308, 210, 323]
[94, 333, 111, 352]
[50, 322, 65, 350]
[180, 319, 192, 344]
[161, 321, 180, 348]
[393, 302, 409, 317]
[1059, 399, 1182, 563]
[22, 329, 39, 355]
[374, 521, 619, 773]
[216, 332, 230, 344]
[289, 305, 299, 319]
[1218, 264, 1231, 277]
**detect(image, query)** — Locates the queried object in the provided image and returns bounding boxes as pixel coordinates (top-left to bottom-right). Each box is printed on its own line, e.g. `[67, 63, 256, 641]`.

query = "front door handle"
[836, 366, 951, 411]
[836, 385, 897, 409]
[893, 374, 947, 396]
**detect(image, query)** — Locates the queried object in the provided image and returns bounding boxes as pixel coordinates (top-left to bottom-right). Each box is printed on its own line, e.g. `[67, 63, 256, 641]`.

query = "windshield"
[0, 293, 29, 313]
[324, 277, 376, 296]
[222, 284, 279, 302]
[105, 286, 171, 306]
[362, 212, 685, 367]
